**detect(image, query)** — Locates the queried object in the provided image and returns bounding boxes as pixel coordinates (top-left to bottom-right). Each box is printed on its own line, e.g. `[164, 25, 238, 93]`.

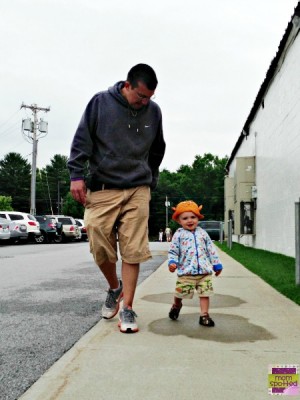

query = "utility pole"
[21, 103, 50, 215]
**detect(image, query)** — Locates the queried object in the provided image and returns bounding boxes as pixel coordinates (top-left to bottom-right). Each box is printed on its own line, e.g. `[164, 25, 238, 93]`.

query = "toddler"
[168, 200, 223, 327]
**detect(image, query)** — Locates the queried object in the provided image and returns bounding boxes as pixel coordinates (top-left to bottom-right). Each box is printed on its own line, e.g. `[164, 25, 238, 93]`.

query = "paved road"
[0, 241, 168, 400]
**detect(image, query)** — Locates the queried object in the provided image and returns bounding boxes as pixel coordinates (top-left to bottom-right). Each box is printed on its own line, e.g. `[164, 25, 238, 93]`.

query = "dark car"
[198, 220, 224, 241]
[35, 215, 62, 243]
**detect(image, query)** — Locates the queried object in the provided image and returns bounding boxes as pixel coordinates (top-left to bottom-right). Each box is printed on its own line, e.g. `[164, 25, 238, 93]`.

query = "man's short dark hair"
[127, 64, 158, 91]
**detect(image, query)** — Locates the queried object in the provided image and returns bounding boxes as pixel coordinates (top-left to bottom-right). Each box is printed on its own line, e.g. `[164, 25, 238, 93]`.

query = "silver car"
[0, 217, 10, 242]
[9, 221, 28, 243]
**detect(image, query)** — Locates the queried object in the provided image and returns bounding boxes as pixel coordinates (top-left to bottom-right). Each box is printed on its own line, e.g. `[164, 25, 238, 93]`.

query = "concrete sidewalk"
[20, 248, 300, 400]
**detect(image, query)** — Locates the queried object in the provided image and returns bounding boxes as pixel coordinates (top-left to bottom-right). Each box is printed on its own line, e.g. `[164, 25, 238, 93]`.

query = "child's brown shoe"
[169, 304, 182, 320]
[199, 313, 215, 327]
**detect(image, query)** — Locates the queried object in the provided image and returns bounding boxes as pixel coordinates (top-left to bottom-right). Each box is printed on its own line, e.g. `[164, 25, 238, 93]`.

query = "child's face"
[178, 211, 199, 231]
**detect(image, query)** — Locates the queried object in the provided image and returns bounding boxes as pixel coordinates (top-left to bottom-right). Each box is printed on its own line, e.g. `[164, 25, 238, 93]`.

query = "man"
[68, 64, 165, 333]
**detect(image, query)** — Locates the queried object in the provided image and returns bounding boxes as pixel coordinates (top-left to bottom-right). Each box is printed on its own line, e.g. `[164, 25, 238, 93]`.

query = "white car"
[75, 219, 88, 241]
[46, 215, 80, 241]
[0, 211, 40, 242]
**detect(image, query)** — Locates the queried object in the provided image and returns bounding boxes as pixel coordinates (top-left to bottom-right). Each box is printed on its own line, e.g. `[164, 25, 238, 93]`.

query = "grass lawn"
[215, 242, 300, 306]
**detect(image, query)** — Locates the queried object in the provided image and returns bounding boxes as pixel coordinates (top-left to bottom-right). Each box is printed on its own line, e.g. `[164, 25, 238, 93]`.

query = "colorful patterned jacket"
[168, 227, 223, 276]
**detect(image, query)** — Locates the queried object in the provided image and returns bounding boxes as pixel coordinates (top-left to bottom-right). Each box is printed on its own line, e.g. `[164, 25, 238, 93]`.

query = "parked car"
[75, 219, 88, 241]
[0, 217, 10, 242]
[46, 215, 80, 242]
[8, 220, 28, 243]
[35, 215, 62, 244]
[0, 211, 40, 242]
[198, 220, 225, 241]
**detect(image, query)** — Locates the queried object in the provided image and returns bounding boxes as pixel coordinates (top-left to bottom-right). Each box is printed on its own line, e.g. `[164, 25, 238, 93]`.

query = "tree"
[62, 193, 84, 218]
[0, 195, 13, 210]
[36, 154, 89, 215]
[35, 169, 54, 214]
[0, 150, 227, 235]
[148, 153, 228, 238]
[149, 168, 185, 238]
[0, 153, 31, 211]
[37, 155, 70, 215]
[185, 153, 227, 219]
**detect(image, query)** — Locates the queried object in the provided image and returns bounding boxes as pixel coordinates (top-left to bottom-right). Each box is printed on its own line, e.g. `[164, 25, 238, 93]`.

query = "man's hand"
[169, 263, 177, 273]
[70, 180, 87, 205]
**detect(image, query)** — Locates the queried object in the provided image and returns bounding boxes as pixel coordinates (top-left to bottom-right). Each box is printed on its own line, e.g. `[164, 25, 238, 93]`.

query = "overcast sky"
[0, 0, 298, 173]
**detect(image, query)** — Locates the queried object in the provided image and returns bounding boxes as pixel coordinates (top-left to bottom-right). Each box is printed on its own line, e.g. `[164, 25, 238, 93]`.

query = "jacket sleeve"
[168, 231, 180, 267]
[67, 95, 99, 180]
[148, 112, 166, 190]
[204, 232, 223, 271]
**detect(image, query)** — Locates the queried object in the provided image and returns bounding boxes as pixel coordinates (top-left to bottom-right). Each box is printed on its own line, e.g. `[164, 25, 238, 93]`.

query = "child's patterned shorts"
[174, 274, 214, 299]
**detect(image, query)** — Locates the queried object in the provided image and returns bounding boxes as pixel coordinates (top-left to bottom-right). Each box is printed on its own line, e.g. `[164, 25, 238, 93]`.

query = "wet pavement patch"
[148, 313, 276, 343]
[142, 292, 246, 308]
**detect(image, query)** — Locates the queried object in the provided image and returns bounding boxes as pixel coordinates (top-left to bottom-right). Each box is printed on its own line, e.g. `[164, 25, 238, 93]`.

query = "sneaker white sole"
[102, 292, 124, 319]
[118, 320, 139, 333]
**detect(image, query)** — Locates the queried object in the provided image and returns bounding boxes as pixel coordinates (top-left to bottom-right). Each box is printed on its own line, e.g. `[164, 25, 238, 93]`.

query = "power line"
[1, 140, 29, 156]
[0, 109, 21, 129]
[0, 120, 20, 138]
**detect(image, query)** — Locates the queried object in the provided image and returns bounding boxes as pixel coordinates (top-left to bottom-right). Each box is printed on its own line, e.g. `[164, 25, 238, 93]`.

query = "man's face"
[123, 81, 155, 109]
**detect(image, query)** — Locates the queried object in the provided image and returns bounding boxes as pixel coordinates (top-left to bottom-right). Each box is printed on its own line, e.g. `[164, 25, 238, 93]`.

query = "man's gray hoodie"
[67, 81, 166, 190]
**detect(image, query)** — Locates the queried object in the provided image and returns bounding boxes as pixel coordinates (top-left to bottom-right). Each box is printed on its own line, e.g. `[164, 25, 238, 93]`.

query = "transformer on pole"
[21, 103, 50, 215]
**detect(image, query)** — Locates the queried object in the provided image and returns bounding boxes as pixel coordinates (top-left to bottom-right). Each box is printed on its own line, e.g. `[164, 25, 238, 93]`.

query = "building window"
[241, 202, 254, 234]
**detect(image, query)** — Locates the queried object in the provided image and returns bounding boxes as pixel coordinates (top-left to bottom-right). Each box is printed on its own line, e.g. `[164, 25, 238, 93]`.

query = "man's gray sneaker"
[118, 307, 139, 333]
[101, 280, 123, 319]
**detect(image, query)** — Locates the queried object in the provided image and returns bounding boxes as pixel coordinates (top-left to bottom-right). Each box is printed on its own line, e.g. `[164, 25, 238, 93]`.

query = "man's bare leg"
[100, 260, 123, 319]
[121, 261, 139, 308]
[98, 261, 119, 289]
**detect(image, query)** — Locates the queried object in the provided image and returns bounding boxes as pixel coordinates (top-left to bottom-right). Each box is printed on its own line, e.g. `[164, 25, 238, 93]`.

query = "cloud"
[0, 0, 297, 172]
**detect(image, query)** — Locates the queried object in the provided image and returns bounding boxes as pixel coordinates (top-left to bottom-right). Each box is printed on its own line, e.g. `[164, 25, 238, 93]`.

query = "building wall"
[227, 27, 300, 257]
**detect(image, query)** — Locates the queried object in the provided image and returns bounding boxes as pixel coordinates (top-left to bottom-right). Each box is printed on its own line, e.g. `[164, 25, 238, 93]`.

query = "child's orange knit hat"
[172, 200, 204, 222]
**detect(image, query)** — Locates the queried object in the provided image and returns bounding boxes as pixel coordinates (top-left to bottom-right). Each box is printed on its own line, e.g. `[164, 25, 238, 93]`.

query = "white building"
[224, 3, 300, 257]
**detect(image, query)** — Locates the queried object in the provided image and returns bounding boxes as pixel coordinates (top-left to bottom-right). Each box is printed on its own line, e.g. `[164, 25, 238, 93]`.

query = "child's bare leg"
[173, 297, 182, 308]
[200, 296, 209, 315]
[199, 296, 215, 327]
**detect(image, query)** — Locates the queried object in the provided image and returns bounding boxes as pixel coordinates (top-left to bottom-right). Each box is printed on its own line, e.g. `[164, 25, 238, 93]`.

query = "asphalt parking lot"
[0, 241, 168, 400]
